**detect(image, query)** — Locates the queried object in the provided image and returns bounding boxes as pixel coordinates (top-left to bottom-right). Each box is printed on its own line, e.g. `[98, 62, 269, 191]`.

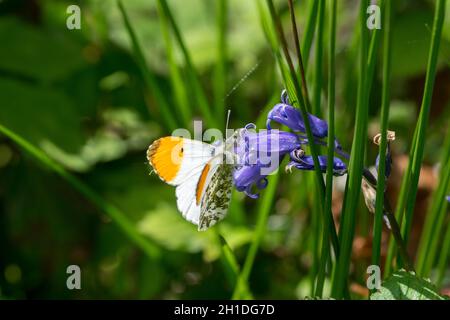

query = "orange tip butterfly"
[147, 112, 239, 231]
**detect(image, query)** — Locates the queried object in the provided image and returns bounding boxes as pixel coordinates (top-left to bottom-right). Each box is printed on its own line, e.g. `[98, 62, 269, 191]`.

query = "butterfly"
[147, 130, 241, 231]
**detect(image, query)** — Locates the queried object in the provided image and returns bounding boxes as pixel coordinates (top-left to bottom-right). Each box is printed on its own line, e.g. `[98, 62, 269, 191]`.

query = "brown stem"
[287, 0, 311, 111]
[362, 169, 414, 271]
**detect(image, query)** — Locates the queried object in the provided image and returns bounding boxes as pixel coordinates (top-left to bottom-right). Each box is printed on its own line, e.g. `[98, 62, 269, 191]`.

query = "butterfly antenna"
[224, 60, 260, 101]
[225, 109, 231, 139]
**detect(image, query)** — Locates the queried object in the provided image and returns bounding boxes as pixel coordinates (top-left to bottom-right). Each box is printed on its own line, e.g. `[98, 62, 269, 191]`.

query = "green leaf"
[138, 203, 252, 261]
[391, 10, 434, 78]
[138, 203, 208, 253]
[42, 108, 158, 172]
[370, 270, 448, 300]
[0, 17, 86, 82]
[0, 123, 162, 261]
[0, 77, 84, 153]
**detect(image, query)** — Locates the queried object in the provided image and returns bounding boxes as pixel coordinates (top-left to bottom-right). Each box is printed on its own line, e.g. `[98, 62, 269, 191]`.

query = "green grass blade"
[416, 132, 450, 274]
[385, 0, 446, 276]
[256, 0, 298, 107]
[331, 0, 370, 299]
[218, 234, 253, 299]
[232, 172, 279, 299]
[286, 4, 334, 291]
[384, 129, 418, 276]
[436, 217, 450, 287]
[219, 234, 240, 282]
[309, 179, 322, 296]
[0, 124, 161, 260]
[372, 0, 391, 272]
[315, 0, 337, 298]
[256, 0, 300, 130]
[366, 22, 382, 93]
[287, 0, 325, 296]
[214, 0, 228, 125]
[301, 0, 319, 69]
[400, 0, 446, 249]
[416, 133, 450, 276]
[312, 0, 325, 117]
[157, 0, 216, 128]
[117, 0, 178, 131]
[288, 0, 312, 110]
[265, 0, 339, 259]
[256, 0, 278, 49]
[155, 0, 192, 127]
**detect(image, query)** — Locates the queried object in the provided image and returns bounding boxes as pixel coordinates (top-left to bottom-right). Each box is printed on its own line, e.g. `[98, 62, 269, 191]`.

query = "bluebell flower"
[232, 124, 304, 198]
[446, 195, 450, 203]
[286, 149, 347, 176]
[267, 90, 329, 139]
[361, 131, 397, 229]
[374, 131, 396, 179]
[232, 128, 348, 198]
[267, 102, 328, 138]
[295, 134, 350, 160]
[267, 90, 348, 170]
[266, 90, 348, 158]
[232, 89, 350, 198]
[375, 152, 392, 178]
[233, 155, 283, 198]
[233, 124, 305, 165]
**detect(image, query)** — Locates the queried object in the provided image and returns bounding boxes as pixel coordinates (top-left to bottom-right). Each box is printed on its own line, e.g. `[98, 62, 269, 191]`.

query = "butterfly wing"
[176, 154, 229, 227]
[147, 137, 215, 186]
[198, 163, 233, 231]
[147, 137, 215, 225]
[174, 172, 202, 225]
[147, 136, 233, 230]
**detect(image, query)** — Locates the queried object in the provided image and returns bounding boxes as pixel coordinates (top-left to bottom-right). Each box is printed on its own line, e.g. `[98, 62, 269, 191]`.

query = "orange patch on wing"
[196, 163, 210, 205]
[147, 137, 184, 183]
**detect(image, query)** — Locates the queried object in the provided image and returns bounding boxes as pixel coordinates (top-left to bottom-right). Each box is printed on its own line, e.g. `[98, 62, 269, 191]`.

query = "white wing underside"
[173, 140, 214, 225]
[198, 162, 233, 231]
[173, 139, 232, 230]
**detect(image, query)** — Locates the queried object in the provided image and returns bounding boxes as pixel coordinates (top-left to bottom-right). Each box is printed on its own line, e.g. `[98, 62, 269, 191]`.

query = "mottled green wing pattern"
[198, 164, 233, 231]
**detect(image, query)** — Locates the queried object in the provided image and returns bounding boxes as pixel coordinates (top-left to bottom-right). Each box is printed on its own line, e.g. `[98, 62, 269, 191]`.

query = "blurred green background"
[0, 0, 449, 299]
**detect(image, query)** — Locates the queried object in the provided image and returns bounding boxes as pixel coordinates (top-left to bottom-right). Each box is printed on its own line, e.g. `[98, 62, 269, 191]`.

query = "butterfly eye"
[181, 148, 184, 153]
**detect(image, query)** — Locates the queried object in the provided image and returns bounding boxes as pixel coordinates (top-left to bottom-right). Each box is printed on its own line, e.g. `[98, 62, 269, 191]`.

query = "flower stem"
[400, 0, 447, 251]
[383, 207, 413, 271]
[331, 0, 370, 299]
[315, 0, 337, 298]
[372, 0, 391, 274]
[436, 217, 450, 288]
[312, 0, 325, 117]
[267, 0, 340, 259]
[385, 0, 446, 275]
[232, 172, 279, 299]
[416, 132, 450, 276]
[288, 0, 311, 110]
[301, 0, 319, 69]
